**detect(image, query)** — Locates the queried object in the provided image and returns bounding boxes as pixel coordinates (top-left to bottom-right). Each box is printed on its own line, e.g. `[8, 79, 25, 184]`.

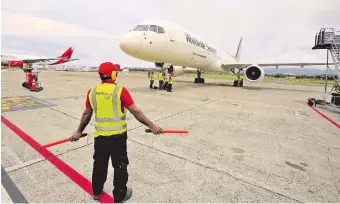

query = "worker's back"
[88, 83, 127, 137]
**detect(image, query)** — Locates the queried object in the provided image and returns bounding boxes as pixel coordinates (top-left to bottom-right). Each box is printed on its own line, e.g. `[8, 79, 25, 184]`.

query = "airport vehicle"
[1, 47, 79, 68]
[22, 65, 43, 92]
[119, 20, 331, 86]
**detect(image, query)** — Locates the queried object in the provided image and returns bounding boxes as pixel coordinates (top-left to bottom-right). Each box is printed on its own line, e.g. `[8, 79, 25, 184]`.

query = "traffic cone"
[31, 82, 36, 91]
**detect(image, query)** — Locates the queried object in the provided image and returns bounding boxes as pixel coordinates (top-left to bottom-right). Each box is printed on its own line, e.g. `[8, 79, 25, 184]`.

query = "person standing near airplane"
[158, 70, 163, 90]
[69, 62, 163, 202]
[149, 71, 155, 88]
[167, 72, 174, 92]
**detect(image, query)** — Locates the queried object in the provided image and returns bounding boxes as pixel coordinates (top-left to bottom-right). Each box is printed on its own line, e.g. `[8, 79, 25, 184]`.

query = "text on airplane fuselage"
[2, 55, 17, 59]
[185, 33, 217, 54]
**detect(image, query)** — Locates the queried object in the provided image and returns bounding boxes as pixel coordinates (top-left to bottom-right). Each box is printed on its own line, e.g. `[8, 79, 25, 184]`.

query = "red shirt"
[85, 81, 134, 112]
[27, 73, 34, 83]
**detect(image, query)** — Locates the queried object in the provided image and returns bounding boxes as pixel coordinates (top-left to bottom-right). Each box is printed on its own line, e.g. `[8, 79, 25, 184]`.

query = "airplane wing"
[65, 59, 79, 62]
[221, 62, 333, 69]
[22, 58, 79, 64]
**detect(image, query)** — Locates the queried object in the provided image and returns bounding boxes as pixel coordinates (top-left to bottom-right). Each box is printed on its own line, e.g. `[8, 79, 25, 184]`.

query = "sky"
[1, 0, 340, 67]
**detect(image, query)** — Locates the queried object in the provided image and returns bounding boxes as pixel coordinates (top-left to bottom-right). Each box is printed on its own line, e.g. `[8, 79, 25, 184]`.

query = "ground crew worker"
[167, 72, 174, 92]
[334, 81, 340, 93]
[149, 71, 155, 88]
[158, 71, 163, 90]
[69, 62, 163, 203]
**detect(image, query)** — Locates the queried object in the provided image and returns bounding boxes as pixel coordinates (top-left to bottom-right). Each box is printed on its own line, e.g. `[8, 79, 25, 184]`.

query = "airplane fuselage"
[1, 47, 78, 67]
[1, 54, 70, 66]
[119, 20, 237, 73]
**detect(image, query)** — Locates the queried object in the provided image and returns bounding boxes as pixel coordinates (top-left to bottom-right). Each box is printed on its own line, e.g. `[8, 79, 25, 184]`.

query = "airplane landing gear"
[231, 68, 243, 87]
[194, 69, 205, 83]
[194, 77, 205, 83]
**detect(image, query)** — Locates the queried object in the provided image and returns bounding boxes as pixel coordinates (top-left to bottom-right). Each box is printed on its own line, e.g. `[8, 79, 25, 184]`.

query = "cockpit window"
[149, 25, 157, 33]
[158, 26, 165, 33]
[133, 25, 149, 31]
[133, 24, 165, 33]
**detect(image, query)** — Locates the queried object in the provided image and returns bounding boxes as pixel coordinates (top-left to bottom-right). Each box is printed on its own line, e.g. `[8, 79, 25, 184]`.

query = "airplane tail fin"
[235, 37, 242, 62]
[58, 47, 74, 59]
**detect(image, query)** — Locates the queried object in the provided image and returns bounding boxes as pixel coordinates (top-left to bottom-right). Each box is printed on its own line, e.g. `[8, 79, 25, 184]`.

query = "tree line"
[267, 73, 338, 80]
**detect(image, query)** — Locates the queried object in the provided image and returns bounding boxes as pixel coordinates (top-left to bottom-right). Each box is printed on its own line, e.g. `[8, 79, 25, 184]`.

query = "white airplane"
[119, 20, 331, 86]
[1, 47, 79, 68]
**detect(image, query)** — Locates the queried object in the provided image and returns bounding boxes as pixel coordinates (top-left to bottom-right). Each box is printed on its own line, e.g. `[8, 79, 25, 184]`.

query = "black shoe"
[93, 193, 101, 200]
[114, 188, 132, 203]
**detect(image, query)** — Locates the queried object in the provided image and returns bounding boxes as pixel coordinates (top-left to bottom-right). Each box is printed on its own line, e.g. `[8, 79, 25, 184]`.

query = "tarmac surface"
[1, 70, 340, 203]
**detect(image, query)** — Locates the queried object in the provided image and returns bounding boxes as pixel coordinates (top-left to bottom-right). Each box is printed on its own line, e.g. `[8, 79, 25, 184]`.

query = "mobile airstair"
[308, 28, 340, 111]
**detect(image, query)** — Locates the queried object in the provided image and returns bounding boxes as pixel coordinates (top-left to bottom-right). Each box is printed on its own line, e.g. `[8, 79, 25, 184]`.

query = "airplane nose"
[119, 35, 141, 55]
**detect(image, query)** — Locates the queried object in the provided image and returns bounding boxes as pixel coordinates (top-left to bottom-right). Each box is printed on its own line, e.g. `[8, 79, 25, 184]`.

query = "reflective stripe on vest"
[89, 84, 127, 137]
[158, 73, 163, 80]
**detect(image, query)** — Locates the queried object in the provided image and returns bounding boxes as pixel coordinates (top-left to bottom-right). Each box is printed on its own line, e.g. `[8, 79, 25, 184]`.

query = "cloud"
[1, 0, 340, 67]
[1, 11, 111, 39]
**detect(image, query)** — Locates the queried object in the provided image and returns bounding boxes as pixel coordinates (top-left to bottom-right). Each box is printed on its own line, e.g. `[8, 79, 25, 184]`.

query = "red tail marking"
[58, 47, 74, 60]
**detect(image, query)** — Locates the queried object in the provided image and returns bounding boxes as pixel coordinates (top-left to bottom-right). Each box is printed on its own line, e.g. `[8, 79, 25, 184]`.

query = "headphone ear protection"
[111, 71, 117, 81]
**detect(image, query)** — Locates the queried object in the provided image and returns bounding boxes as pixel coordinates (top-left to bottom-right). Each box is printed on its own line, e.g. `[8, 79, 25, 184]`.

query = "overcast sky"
[2, 0, 340, 67]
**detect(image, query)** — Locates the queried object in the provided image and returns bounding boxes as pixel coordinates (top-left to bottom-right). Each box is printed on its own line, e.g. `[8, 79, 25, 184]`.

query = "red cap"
[98, 62, 120, 77]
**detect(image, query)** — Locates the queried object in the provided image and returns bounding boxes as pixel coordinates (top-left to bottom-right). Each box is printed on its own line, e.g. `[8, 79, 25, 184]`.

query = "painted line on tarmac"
[308, 105, 340, 129]
[1, 166, 28, 203]
[1, 115, 114, 203]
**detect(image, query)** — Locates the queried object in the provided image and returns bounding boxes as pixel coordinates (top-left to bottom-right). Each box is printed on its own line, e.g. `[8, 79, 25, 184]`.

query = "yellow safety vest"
[151, 75, 155, 80]
[168, 76, 174, 84]
[88, 83, 127, 137]
[158, 73, 163, 80]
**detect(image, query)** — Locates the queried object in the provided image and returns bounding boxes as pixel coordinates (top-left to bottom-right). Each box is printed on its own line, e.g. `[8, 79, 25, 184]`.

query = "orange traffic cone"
[31, 82, 36, 91]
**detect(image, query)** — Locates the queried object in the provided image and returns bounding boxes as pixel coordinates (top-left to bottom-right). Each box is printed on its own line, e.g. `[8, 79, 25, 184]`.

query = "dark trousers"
[150, 80, 154, 88]
[92, 132, 129, 201]
[159, 80, 163, 89]
[162, 81, 168, 90]
[167, 83, 172, 92]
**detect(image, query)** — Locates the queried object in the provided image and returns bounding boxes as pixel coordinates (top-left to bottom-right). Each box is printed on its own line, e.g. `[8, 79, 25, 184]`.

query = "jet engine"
[171, 66, 185, 77]
[154, 62, 185, 77]
[244, 64, 265, 82]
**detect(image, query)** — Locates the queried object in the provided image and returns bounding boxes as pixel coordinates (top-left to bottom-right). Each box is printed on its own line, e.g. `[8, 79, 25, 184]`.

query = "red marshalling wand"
[145, 129, 189, 134]
[40, 133, 88, 149]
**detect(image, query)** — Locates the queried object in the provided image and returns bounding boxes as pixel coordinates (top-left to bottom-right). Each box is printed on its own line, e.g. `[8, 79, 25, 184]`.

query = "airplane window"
[133, 25, 143, 31]
[158, 26, 165, 33]
[149, 25, 158, 33]
[142, 25, 149, 31]
[134, 25, 149, 31]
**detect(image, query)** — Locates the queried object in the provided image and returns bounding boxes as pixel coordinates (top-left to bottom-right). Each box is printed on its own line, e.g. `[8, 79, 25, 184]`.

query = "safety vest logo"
[96, 91, 113, 100]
